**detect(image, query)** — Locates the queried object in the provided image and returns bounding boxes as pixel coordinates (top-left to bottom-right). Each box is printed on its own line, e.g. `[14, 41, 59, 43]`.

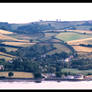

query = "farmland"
[56, 31, 92, 42]
[0, 52, 16, 61]
[56, 30, 92, 52]
[62, 68, 92, 76]
[0, 72, 34, 78]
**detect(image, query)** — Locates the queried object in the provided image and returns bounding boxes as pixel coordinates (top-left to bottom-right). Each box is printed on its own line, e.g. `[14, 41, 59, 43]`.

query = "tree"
[34, 72, 42, 79]
[56, 71, 62, 78]
[90, 28, 92, 31]
[8, 72, 14, 78]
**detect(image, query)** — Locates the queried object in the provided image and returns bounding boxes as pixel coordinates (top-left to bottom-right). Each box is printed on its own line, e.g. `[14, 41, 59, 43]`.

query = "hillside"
[0, 21, 92, 75]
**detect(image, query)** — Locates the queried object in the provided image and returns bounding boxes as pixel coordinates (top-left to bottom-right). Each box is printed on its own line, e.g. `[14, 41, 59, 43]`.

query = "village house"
[64, 74, 85, 80]
[74, 74, 84, 80]
[85, 75, 92, 80]
[0, 65, 4, 70]
[42, 73, 56, 79]
[64, 55, 74, 62]
[64, 75, 74, 79]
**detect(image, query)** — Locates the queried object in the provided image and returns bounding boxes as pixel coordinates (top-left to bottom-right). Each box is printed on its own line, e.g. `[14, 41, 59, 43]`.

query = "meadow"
[62, 68, 92, 75]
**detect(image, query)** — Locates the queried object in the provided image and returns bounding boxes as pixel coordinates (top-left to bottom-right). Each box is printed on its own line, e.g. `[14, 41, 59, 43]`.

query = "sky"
[0, 3, 92, 23]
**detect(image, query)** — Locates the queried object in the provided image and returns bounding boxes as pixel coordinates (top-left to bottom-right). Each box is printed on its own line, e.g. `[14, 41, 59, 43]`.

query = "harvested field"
[0, 29, 13, 34]
[0, 72, 34, 78]
[0, 34, 29, 42]
[2, 42, 36, 47]
[67, 38, 92, 45]
[72, 46, 92, 52]
[67, 29, 92, 34]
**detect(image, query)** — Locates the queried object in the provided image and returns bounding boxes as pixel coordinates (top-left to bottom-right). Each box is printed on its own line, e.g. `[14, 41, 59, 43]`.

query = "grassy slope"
[56, 31, 92, 42]
[62, 68, 92, 75]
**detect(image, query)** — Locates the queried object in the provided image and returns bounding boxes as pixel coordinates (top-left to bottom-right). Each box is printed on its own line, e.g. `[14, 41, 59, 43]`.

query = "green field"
[56, 31, 92, 42]
[62, 68, 92, 75]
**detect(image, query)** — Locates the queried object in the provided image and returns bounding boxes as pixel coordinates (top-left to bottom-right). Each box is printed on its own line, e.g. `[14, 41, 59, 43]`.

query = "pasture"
[56, 31, 92, 42]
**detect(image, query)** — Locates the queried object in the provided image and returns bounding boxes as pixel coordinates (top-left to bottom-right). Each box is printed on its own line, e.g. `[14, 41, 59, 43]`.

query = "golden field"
[0, 29, 13, 34]
[2, 42, 36, 47]
[67, 38, 92, 45]
[0, 72, 34, 78]
[72, 46, 92, 52]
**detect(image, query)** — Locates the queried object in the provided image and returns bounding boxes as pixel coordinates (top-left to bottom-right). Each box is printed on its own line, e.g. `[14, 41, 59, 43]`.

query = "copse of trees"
[0, 47, 6, 53]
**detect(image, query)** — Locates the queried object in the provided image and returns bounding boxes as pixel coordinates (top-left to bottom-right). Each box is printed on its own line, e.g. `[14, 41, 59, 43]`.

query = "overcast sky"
[0, 3, 92, 23]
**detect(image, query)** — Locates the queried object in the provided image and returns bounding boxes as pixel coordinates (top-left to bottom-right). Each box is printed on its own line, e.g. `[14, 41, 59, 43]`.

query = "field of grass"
[0, 72, 34, 78]
[56, 31, 92, 42]
[62, 68, 92, 75]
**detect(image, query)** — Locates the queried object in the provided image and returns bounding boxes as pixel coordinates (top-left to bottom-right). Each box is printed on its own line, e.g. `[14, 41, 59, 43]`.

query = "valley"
[0, 21, 92, 78]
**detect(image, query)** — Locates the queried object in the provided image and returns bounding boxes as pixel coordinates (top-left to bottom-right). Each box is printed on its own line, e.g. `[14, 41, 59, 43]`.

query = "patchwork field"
[0, 52, 16, 61]
[0, 29, 37, 60]
[56, 30, 92, 54]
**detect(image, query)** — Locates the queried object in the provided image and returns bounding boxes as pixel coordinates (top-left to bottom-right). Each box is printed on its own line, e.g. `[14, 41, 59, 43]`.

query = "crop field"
[67, 29, 92, 34]
[67, 38, 92, 45]
[0, 29, 13, 34]
[72, 46, 92, 52]
[2, 42, 36, 47]
[0, 72, 34, 78]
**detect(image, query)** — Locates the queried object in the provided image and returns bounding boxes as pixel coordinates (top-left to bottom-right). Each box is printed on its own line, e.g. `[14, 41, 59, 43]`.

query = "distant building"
[65, 75, 74, 79]
[0, 65, 4, 70]
[64, 55, 74, 62]
[74, 74, 84, 80]
[8, 60, 13, 63]
[42, 73, 56, 79]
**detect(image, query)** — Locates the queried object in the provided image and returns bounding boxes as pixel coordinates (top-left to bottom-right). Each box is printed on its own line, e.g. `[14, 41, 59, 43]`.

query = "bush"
[8, 72, 14, 77]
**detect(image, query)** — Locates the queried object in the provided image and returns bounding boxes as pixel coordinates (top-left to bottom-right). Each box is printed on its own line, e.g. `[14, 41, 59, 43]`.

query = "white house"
[74, 74, 84, 80]
[0, 65, 4, 70]
[65, 75, 74, 79]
